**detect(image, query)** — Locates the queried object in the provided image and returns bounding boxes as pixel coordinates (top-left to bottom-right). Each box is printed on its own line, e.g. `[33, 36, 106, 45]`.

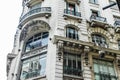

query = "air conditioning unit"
[100, 44, 108, 48]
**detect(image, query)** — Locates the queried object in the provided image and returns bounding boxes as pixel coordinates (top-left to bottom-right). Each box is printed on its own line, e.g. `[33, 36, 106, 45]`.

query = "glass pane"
[109, 66, 115, 76]
[20, 62, 29, 79]
[95, 74, 100, 80]
[94, 63, 99, 73]
[40, 57, 46, 75]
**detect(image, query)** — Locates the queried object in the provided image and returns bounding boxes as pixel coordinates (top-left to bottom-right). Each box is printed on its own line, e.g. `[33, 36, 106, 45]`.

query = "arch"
[65, 24, 80, 30]
[20, 20, 50, 42]
[65, 24, 79, 40]
[88, 27, 112, 41]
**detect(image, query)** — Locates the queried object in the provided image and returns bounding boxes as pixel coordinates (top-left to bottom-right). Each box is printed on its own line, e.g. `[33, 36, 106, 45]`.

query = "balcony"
[94, 72, 118, 80]
[63, 9, 82, 22]
[63, 66, 83, 79]
[20, 7, 51, 23]
[90, 15, 108, 29]
[114, 20, 120, 33]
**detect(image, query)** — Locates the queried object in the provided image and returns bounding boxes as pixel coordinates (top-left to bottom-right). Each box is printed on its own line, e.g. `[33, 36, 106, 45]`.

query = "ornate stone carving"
[57, 41, 64, 60]
[20, 20, 50, 41]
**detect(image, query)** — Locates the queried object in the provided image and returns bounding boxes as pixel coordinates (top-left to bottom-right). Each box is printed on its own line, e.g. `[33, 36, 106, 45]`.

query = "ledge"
[54, 35, 120, 54]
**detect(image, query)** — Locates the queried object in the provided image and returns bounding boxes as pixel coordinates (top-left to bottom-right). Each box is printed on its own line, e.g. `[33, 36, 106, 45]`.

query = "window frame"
[63, 52, 82, 76]
[91, 34, 108, 48]
[93, 59, 117, 80]
[25, 32, 49, 52]
[20, 53, 47, 79]
[66, 27, 79, 40]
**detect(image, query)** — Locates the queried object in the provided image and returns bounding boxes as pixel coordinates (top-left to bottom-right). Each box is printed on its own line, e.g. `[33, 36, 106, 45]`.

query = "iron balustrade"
[20, 7, 51, 22]
[64, 9, 81, 17]
[90, 15, 107, 22]
[25, 70, 40, 79]
[63, 66, 82, 76]
[94, 72, 118, 80]
[114, 20, 120, 26]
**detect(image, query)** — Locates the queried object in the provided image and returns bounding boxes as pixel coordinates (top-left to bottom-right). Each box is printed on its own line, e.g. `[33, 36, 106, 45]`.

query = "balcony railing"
[63, 66, 82, 76]
[90, 15, 107, 22]
[95, 72, 118, 80]
[20, 7, 51, 22]
[114, 20, 120, 26]
[64, 9, 81, 17]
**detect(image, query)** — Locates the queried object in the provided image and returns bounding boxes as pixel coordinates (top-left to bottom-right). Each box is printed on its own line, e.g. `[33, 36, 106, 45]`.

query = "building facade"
[7, 0, 120, 80]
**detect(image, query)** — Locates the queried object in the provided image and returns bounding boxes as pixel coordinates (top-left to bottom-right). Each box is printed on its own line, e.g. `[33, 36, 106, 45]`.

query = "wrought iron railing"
[94, 72, 118, 80]
[114, 20, 120, 26]
[63, 66, 82, 76]
[25, 70, 40, 79]
[64, 9, 81, 17]
[20, 7, 51, 22]
[90, 15, 107, 22]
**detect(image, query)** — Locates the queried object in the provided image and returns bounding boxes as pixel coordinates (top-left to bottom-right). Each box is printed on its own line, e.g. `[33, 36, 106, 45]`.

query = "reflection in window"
[93, 59, 117, 80]
[66, 27, 78, 40]
[92, 34, 108, 48]
[25, 32, 49, 52]
[20, 53, 46, 79]
[63, 52, 82, 76]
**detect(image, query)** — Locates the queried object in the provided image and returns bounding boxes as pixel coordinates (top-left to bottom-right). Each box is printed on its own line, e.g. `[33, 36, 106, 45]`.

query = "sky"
[0, 0, 22, 79]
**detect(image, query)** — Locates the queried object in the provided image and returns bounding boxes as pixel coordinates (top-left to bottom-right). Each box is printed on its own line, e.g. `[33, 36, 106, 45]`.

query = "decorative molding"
[20, 20, 50, 41]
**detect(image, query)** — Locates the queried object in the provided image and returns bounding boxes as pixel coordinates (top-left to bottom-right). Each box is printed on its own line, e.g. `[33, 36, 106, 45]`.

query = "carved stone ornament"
[20, 20, 50, 41]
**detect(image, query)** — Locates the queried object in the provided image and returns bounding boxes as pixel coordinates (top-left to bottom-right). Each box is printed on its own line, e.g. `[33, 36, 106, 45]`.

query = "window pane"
[94, 63, 99, 73]
[40, 57, 46, 75]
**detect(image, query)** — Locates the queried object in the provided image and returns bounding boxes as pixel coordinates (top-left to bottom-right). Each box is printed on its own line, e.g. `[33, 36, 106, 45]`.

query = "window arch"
[25, 32, 49, 52]
[66, 27, 78, 40]
[92, 34, 108, 48]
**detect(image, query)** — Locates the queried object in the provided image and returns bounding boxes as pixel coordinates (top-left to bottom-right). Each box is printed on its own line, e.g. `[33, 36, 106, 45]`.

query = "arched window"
[66, 27, 78, 40]
[25, 32, 49, 52]
[92, 34, 108, 48]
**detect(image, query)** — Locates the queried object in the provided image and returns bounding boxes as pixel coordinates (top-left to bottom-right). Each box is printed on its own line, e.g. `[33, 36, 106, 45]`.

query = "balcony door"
[67, 3, 76, 15]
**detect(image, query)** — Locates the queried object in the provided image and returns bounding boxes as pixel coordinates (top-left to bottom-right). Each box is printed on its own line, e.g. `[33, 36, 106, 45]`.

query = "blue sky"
[0, 0, 22, 79]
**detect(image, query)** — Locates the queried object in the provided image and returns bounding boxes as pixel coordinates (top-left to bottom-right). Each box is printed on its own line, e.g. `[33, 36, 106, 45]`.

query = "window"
[91, 10, 100, 17]
[93, 59, 117, 80]
[30, 2, 41, 10]
[92, 34, 108, 48]
[63, 52, 82, 76]
[66, 27, 78, 40]
[89, 0, 98, 4]
[25, 32, 49, 52]
[66, 3, 76, 15]
[20, 53, 46, 79]
[118, 40, 120, 50]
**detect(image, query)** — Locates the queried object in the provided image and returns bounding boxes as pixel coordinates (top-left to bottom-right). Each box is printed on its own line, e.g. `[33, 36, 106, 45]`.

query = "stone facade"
[7, 0, 120, 80]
